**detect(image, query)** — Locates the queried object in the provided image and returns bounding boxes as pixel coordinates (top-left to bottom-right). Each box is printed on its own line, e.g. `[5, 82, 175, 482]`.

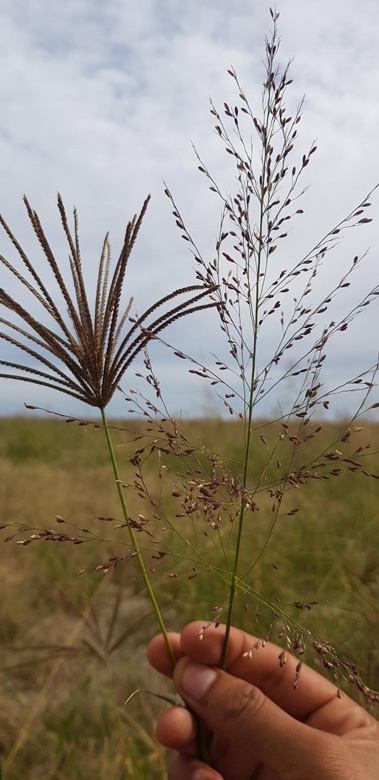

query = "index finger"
[177, 622, 373, 731]
[147, 630, 184, 676]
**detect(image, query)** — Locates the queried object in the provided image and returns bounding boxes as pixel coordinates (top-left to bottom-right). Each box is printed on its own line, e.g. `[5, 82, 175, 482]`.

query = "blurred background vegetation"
[1, 415, 379, 779]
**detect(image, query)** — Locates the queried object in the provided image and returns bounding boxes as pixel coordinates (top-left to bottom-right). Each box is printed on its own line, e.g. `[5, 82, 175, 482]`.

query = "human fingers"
[173, 657, 360, 780]
[179, 622, 373, 731]
[155, 705, 197, 750]
[148, 633, 224, 773]
[147, 631, 183, 677]
[168, 753, 223, 780]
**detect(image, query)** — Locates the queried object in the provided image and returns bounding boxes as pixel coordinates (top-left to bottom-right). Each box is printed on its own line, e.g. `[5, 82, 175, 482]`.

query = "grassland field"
[1, 415, 379, 779]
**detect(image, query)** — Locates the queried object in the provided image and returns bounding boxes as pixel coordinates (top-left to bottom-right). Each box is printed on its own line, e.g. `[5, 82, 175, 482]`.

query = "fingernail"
[181, 662, 218, 700]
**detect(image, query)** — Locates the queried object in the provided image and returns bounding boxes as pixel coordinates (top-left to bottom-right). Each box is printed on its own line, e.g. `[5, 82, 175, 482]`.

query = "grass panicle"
[164, 8, 379, 669]
[0, 194, 217, 408]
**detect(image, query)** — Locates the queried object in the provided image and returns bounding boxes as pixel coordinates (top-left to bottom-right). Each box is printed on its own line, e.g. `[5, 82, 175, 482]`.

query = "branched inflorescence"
[162, 7, 379, 676]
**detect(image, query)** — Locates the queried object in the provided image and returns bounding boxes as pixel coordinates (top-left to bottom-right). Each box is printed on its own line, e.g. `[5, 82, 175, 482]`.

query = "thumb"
[174, 659, 346, 780]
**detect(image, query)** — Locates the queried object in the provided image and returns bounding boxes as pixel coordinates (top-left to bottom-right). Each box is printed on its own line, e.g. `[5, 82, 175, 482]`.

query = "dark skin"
[147, 621, 379, 780]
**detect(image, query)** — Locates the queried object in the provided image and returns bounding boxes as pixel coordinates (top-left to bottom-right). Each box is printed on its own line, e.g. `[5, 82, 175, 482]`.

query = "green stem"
[220, 321, 259, 667]
[101, 407, 210, 764]
[220, 82, 272, 668]
[100, 407, 176, 666]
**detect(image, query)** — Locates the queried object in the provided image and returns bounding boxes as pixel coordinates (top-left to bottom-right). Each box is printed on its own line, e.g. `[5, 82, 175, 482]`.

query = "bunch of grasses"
[1, 7, 379, 775]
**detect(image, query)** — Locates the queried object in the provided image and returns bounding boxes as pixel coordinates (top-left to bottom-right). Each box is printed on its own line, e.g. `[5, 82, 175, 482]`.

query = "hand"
[148, 621, 379, 780]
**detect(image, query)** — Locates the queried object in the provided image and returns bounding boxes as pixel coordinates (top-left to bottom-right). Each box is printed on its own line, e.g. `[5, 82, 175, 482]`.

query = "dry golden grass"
[1, 416, 379, 779]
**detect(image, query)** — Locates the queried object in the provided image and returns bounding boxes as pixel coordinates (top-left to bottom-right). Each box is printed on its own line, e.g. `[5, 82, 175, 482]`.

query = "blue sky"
[1, 0, 378, 419]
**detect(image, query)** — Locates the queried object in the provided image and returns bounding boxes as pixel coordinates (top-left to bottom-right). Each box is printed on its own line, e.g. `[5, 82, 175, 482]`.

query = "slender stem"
[220, 316, 259, 667]
[100, 407, 176, 666]
[220, 69, 272, 669]
[101, 408, 210, 765]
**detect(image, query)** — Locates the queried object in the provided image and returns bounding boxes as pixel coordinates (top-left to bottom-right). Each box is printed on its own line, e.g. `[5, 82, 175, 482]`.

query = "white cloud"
[1, 0, 378, 419]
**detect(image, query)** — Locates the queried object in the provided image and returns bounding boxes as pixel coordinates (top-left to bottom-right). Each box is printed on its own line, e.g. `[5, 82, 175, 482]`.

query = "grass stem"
[100, 407, 176, 666]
